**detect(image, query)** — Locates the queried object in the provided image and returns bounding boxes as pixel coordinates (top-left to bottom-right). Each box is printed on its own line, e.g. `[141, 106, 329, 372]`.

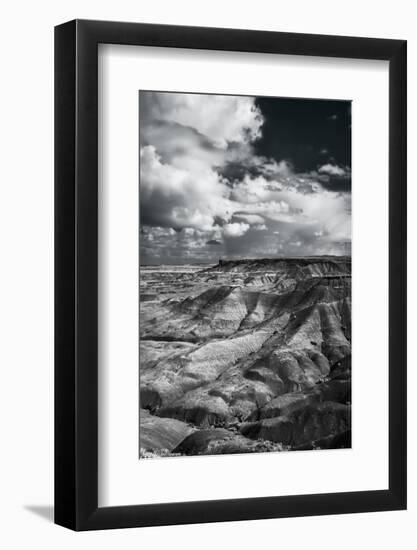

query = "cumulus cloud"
[318, 163, 346, 176]
[223, 222, 250, 238]
[139, 91, 351, 263]
[316, 165, 351, 192]
[140, 91, 264, 147]
[140, 145, 230, 230]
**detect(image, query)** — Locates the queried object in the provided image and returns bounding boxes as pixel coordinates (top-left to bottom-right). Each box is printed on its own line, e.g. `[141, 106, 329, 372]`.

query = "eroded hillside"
[139, 257, 351, 457]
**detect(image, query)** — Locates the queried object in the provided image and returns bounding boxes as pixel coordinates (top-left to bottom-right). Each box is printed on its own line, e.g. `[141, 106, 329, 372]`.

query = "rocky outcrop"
[240, 401, 351, 447]
[209, 256, 351, 274]
[139, 408, 194, 453]
[173, 428, 287, 455]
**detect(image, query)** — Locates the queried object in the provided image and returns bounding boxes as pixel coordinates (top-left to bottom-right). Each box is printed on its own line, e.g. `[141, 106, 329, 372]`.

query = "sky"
[139, 91, 351, 265]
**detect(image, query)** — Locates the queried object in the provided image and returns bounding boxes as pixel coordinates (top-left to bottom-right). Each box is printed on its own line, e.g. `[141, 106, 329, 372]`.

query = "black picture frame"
[55, 19, 407, 531]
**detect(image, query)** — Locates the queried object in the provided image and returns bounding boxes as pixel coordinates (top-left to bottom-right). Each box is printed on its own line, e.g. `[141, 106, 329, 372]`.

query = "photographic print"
[139, 91, 351, 459]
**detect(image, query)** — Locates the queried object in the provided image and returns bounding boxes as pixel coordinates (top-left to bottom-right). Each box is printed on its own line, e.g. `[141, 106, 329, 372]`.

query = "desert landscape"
[139, 91, 352, 458]
[139, 255, 351, 457]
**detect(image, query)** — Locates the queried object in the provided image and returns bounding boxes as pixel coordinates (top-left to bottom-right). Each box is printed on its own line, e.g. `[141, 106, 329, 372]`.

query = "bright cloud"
[140, 91, 264, 147]
[140, 145, 230, 230]
[318, 163, 346, 176]
[223, 222, 250, 238]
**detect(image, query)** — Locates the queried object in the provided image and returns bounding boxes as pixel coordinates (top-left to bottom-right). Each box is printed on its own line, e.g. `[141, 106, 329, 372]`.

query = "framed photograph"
[55, 19, 407, 530]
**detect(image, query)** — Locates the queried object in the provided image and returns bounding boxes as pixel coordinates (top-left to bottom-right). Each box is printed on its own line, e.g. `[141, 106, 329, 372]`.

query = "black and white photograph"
[0, 2, 409, 542]
[139, 91, 352, 458]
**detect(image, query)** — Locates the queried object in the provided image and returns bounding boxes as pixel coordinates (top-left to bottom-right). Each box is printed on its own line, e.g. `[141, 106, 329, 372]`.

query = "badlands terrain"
[139, 257, 351, 457]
